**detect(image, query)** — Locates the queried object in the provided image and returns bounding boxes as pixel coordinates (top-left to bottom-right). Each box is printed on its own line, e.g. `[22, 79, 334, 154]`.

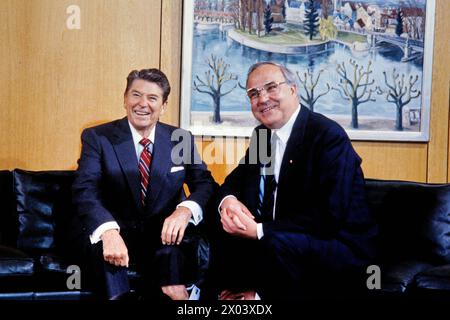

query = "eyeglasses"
[246, 81, 287, 100]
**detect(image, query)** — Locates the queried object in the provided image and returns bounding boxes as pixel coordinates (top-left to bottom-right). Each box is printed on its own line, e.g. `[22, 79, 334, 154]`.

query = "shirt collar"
[272, 104, 301, 145]
[128, 121, 156, 146]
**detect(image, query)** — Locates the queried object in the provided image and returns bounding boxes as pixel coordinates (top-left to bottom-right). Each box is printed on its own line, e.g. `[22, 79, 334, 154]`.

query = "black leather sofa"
[1, 169, 450, 300]
[365, 179, 450, 296]
[0, 169, 209, 300]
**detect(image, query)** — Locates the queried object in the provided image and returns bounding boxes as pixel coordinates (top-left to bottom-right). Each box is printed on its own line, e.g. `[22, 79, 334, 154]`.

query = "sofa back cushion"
[13, 169, 75, 253]
[365, 179, 450, 264]
[0, 170, 16, 246]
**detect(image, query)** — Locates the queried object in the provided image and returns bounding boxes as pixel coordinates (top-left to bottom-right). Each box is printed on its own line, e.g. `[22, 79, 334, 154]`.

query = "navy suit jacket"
[72, 118, 216, 236]
[219, 106, 377, 260]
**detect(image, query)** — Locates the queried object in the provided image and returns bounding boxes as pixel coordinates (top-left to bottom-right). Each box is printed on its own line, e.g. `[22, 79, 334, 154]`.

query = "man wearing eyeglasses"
[212, 62, 377, 300]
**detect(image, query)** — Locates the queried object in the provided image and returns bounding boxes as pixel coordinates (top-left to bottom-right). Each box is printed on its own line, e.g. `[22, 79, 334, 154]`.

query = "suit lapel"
[145, 122, 172, 213]
[110, 118, 141, 209]
[278, 105, 309, 189]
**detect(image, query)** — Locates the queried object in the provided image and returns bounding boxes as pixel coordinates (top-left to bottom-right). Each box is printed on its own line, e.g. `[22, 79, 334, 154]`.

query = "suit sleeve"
[263, 127, 376, 255]
[72, 129, 116, 234]
[316, 129, 376, 254]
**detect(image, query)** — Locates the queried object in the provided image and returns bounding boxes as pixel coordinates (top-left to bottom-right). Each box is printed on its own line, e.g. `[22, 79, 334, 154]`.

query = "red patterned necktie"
[139, 138, 152, 205]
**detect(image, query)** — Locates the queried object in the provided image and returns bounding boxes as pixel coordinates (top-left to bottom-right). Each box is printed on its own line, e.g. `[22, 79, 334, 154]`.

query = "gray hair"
[246, 61, 297, 88]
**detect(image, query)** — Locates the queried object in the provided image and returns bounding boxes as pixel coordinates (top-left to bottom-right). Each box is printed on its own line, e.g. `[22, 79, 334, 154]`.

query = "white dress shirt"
[218, 105, 301, 240]
[89, 121, 203, 244]
[255, 104, 301, 239]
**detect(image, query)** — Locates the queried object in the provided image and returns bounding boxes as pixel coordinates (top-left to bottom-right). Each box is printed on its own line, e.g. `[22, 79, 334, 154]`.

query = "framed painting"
[180, 0, 435, 141]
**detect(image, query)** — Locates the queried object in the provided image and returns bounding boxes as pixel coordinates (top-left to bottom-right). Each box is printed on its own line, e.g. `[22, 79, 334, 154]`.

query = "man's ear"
[290, 84, 298, 96]
[160, 101, 168, 115]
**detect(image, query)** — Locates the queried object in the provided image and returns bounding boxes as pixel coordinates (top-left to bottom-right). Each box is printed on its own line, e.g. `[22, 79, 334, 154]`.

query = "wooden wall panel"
[194, 138, 428, 184]
[0, 0, 27, 169]
[427, 0, 450, 183]
[353, 142, 428, 182]
[0, 0, 161, 170]
[195, 137, 250, 184]
[0, 0, 448, 184]
[160, 0, 182, 127]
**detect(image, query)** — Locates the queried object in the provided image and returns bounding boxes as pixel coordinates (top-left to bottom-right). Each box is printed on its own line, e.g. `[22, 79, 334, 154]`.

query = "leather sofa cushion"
[0, 171, 16, 246]
[33, 291, 93, 300]
[381, 260, 433, 293]
[415, 264, 450, 291]
[0, 292, 34, 300]
[0, 245, 34, 276]
[365, 179, 450, 264]
[38, 252, 140, 279]
[39, 253, 71, 273]
[13, 169, 75, 252]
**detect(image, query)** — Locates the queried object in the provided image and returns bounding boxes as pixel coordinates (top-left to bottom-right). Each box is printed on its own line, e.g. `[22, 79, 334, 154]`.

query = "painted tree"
[264, 4, 273, 35]
[319, 16, 337, 41]
[246, 0, 253, 34]
[304, 0, 319, 40]
[193, 55, 238, 123]
[333, 60, 376, 129]
[403, 0, 425, 40]
[230, 1, 241, 29]
[255, 0, 264, 37]
[377, 69, 421, 131]
[296, 69, 330, 112]
[281, 1, 286, 20]
[239, 0, 248, 32]
[395, 9, 404, 36]
[218, 0, 225, 12]
[320, 0, 332, 19]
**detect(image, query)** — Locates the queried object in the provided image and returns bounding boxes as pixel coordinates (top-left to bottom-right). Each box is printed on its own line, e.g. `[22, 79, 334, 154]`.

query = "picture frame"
[180, 0, 435, 141]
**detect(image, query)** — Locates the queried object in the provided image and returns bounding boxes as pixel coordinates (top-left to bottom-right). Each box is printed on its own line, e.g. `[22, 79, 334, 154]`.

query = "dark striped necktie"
[258, 133, 278, 222]
[138, 138, 153, 205]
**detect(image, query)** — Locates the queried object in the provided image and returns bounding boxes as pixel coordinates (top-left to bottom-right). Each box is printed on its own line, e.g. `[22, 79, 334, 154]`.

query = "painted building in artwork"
[356, 6, 369, 27]
[285, 0, 323, 25]
[285, 0, 306, 24]
[333, 0, 342, 14]
[367, 5, 383, 31]
[270, 0, 287, 24]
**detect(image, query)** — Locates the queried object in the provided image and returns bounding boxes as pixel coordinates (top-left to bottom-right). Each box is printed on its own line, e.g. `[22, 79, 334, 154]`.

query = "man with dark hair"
[213, 62, 377, 300]
[72, 68, 216, 300]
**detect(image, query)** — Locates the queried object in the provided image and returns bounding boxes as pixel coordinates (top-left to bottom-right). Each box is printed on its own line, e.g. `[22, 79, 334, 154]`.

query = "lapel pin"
[289, 159, 293, 164]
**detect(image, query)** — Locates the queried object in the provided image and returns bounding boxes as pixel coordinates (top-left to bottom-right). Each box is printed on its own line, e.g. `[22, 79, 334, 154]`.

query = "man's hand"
[101, 229, 129, 267]
[161, 206, 192, 245]
[220, 198, 257, 239]
[161, 284, 189, 300]
[220, 197, 255, 230]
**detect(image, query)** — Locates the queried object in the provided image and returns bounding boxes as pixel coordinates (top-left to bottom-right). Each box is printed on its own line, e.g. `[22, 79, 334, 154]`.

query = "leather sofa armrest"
[415, 264, 450, 291]
[381, 260, 433, 293]
[0, 244, 34, 276]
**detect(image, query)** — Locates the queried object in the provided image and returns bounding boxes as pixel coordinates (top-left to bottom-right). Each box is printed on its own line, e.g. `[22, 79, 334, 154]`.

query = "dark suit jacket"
[72, 118, 216, 238]
[218, 106, 377, 261]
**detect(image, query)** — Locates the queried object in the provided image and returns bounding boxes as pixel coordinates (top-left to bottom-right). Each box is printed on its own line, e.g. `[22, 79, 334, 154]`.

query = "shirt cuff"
[90, 221, 120, 244]
[255, 292, 261, 300]
[218, 195, 237, 214]
[256, 223, 264, 240]
[177, 200, 203, 225]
